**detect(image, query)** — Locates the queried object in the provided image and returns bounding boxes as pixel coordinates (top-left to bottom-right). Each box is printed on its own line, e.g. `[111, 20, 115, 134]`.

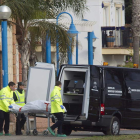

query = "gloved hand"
[60, 105, 64, 109]
[8, 105, 13, 108]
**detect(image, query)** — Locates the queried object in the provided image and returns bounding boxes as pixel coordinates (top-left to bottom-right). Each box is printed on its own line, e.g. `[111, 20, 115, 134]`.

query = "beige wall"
[0, 24, 19, 86]
[102, 48, 132, 66]
[0, 26, 14, 82]
[103, 55, 125, 66]
[0, 26, 2, 51]
[102, 48, 133, 55]
[16, 42, 19, 83]
[7, 26, 13, 82]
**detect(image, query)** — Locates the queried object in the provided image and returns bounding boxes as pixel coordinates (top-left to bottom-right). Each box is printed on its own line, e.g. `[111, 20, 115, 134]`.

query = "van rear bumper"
[95, 115, 112, 127]
[64, 115, 112, 127]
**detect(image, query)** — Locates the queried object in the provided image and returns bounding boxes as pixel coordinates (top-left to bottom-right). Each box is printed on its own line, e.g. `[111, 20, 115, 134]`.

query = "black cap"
[18, 82, 24, 87]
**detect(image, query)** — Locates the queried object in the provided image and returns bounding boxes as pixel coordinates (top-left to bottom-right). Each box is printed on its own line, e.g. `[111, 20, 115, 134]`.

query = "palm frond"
[28, 20, 70, 50]
[52, 0, 88, 18]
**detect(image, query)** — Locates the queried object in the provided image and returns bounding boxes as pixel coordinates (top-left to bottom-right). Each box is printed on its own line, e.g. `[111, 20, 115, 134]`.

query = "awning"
[29, 19, 96, 32]
[57, 19, 96, 32]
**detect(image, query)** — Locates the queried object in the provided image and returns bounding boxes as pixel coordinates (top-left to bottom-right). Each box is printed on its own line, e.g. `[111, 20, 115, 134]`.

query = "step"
[64, 115, 78, 120]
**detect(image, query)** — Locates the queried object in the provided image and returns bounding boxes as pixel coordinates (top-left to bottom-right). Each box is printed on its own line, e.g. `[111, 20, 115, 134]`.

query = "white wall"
[66, 0, 102, 65]
[49, 0, 125, 67]
[64, 0, 125, 66]
[101, 0, 125, 26]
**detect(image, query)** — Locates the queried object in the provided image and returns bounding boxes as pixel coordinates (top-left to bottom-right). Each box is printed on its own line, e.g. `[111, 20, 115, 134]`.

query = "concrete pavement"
[0, 130, 140, 140]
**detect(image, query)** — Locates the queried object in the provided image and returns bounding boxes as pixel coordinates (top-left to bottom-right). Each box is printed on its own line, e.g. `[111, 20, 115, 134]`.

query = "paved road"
[0, 130, 140, 140]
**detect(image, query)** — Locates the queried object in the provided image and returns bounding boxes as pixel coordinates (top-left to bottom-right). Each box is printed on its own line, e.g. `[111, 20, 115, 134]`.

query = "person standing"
[48, 81, 66, 137]
[13, 82, 26, 135]
[0, 82, 16, 136]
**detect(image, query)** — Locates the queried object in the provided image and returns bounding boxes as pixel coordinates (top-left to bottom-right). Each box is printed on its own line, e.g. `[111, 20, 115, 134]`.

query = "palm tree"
[1, 0, 87, 85]
[125, 0, 132, 24]
[132, 0, 140, 65]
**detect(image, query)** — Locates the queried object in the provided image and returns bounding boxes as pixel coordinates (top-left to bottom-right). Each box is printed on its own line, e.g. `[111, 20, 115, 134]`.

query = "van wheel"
[103, 116, 120, 135]
[62, 125, 72, 136]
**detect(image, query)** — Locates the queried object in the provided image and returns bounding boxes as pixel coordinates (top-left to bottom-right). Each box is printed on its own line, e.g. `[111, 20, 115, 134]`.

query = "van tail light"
[100, 104, 105, 115]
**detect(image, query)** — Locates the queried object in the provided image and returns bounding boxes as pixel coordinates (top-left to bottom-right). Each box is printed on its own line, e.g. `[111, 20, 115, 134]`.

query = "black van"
[57, 64, 140, 135]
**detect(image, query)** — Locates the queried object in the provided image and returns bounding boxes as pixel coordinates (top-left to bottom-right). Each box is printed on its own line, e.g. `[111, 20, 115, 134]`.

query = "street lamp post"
[76, 34, 78, 65]
[46, 33, 51, 63]
[56, 12, 78, 76]
[87, 31, 97, 65]
[0, 5, 11, 87]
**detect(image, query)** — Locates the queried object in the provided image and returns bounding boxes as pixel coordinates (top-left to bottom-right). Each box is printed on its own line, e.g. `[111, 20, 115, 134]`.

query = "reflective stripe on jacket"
[15, 90, 25, 107]
[0, 86, 15, 112]
[50, 86, 64, 113]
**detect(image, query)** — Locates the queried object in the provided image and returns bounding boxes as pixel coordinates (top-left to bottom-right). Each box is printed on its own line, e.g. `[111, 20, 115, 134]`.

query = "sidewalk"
[0, 131, 96, 140]
[0, 133, 87, 140]
[1, 129, 139, 140]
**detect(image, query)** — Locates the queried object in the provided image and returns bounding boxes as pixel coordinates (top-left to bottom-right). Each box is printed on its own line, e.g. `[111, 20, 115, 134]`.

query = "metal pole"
[48, 114, 50, 127]
[26, 114, 30, 134]
[93, 47, 94, 61]
[56, 12, 75, 76]
[34, 115, 36, 130]
[46, 33, 51, 63]
[1, 20, 8, 87]
[56, 12, 74, 25]
[56, 34, 59, 76]
[76, 34, 78, 65]
[88, 32, 93, 65]
[68, 37, 72, 64]
[56, 18, 59, 76]
[70, 37, 72, 64]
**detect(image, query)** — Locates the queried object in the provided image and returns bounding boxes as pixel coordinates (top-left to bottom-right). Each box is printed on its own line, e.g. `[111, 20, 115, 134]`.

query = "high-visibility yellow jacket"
[15, 90, 25, 107]
[0, 86, 15, 112]
[50, 86, 64, 114]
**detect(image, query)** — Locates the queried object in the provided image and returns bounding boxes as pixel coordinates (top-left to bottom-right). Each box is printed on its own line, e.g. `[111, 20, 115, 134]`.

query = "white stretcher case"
[26, 62, 55, 135]
[10, 62, 60, 135]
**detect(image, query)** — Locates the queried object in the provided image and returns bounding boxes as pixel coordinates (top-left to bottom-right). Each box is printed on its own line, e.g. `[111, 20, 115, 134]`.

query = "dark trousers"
[51, 112, 64, 134]
[16, 113, 26, 134]
[0, 110, 9, 133]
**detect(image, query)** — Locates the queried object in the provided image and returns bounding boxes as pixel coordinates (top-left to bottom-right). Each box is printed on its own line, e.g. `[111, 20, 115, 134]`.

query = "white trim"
[28, 19, 96, 32]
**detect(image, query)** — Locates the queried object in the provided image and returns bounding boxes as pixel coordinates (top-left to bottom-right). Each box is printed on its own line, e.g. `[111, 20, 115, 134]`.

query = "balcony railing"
[101, 26, 132, 48]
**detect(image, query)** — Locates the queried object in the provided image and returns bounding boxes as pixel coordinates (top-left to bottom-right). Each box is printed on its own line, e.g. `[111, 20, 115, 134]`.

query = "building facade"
[38, 0, 128, 67]
[0, 22, 23, 133]
[69, 0, 127, 66]
[2, 0, 129, 134]
[0, 23, 22, 89]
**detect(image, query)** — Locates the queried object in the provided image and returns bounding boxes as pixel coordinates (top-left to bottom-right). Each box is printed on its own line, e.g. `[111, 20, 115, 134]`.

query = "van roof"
[61, 64, 140, 71]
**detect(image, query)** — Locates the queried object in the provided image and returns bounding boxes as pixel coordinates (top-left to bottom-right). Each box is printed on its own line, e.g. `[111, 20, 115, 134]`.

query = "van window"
[125, 71, 140, 82]
[105, 70, 124, 97]
[124, 71, 140, 100]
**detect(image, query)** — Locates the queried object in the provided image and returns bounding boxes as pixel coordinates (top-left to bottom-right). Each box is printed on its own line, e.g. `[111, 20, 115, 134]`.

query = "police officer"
[13, 82, 26, 135]
[48, 81, 66, 137]
[0, 82, 16, 136]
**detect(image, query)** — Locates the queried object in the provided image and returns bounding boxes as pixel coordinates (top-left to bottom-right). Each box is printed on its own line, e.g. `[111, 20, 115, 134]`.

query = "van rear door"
[26, 62, 55, 103]
[58, 65, 90, 121]
[88, 66, 101, 122]
[124, 69, 140, 128]
[104, 68, 125, 122]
